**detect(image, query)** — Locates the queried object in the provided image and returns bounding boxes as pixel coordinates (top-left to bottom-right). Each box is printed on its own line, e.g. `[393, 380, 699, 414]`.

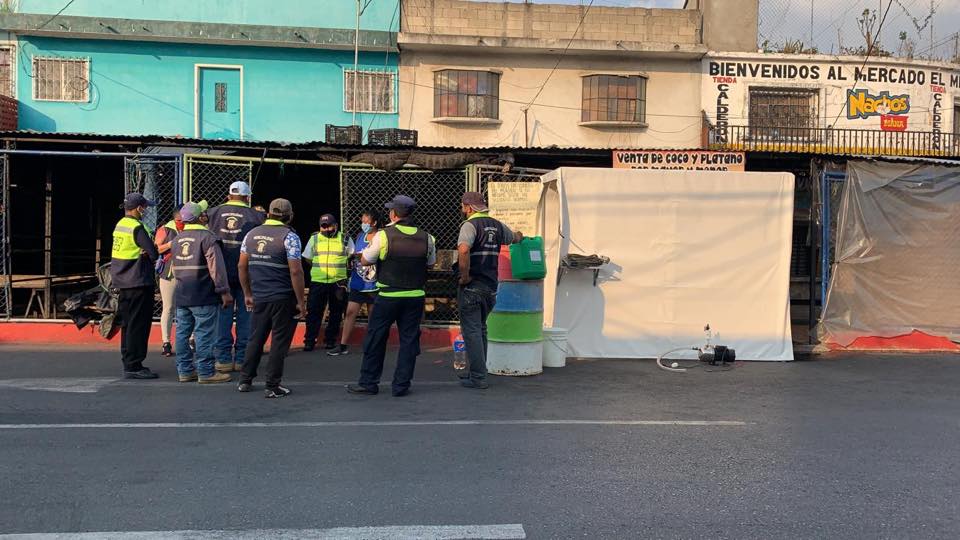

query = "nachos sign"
[846, 89, 910, 132]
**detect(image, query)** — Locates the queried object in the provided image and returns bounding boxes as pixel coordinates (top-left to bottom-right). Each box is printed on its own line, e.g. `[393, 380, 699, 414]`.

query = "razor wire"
[341, 167, 468, 323]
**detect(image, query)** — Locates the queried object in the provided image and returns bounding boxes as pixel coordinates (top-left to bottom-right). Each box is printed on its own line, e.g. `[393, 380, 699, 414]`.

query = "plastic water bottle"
[453, 335, 467, 374]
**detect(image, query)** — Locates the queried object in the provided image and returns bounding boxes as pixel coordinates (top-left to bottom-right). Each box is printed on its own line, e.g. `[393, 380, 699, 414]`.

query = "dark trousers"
[457, 283, 498, 381]
[358, 295, 425, 393]
[304, 282, 346, 346]
[241, 297, 297, 390]
[117, 285, 155, 372]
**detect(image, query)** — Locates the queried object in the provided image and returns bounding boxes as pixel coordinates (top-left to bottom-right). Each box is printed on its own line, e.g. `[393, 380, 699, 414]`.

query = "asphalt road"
[0, 345, 957, 539]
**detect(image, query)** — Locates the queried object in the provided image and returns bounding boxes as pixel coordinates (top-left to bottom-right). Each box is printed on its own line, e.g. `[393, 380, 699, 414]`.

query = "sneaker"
[237, 382, 252, 392]
[264, 385, 291, 398]
[302, 342, 315, 352]
[161, 342, 173, 357]
[323, 342, 337, 350]
[123, 369, 159, 380]
[198, 372, 232, 384]
[215, 362, 234, 374]
[392, 387, 411, 397]
[346, 384, 378, 395]
[326, 345, 349, 357]
[460, 379, 489, 390]
[178, 372, 198, 383]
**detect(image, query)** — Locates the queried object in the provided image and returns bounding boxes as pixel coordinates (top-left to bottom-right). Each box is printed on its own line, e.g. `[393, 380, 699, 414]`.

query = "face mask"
[321, 229, 336, 238]
[361, 223, 372, 234]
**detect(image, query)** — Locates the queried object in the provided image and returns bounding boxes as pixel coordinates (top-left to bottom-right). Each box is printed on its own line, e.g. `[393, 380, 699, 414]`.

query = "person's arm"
[360, 232, 382, 267]
[456, 222, 475, 286]
[204, 241, 233, 307]
[239, 253, 253, 311]
[427, 234, 437, 267]
[345, 236, 356, 257]
[501, 222, 523, 244]
[134, 225, 159, 262]
[301, 234, 315, 262]
[154, 228, 173, 254]
[285, 231, 306, 318]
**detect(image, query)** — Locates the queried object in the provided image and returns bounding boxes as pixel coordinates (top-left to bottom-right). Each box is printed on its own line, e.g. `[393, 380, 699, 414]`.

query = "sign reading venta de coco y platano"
[613, 150, 746, 171]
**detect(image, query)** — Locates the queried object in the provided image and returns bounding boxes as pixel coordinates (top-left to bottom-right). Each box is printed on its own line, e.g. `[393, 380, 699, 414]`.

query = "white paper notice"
[488, 182, 541, 234]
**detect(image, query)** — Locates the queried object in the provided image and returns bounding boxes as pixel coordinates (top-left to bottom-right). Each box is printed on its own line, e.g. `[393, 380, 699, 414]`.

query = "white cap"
[229, 181, 251, 196]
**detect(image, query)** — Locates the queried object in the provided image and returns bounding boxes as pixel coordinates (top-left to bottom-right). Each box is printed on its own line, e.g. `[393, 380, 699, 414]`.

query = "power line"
[829, 0, 895, 130]
[36, 0, 76, 30]
[522, 0, 595, 113]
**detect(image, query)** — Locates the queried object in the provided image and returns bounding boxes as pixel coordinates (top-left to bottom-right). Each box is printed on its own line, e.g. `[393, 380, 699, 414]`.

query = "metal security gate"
[0, 154, 10, 319]
[184, 155, 253, 204]
[340, 166, 468, 323]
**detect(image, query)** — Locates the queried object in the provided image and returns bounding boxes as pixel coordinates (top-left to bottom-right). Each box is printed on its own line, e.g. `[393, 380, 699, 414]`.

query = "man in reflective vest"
[455, 191, 522, 390]
[172, 201, 234, 384]
[237, 198, 306, 398]
[206, 181, 264, 373]
[111, 193, 160, 379]
[301, 213, 354, 352]
[347, 195, 436, 398]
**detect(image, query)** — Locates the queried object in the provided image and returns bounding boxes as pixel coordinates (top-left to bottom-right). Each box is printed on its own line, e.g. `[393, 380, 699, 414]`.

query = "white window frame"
[0, 42, 17, 99]
[32, 56, 90, 103]
[193, 63, 244, 140]
[343, 69, 397, 114]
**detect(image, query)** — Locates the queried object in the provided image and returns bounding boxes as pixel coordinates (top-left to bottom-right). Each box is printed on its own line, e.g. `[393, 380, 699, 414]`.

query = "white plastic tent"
[539, 167, 795, 361]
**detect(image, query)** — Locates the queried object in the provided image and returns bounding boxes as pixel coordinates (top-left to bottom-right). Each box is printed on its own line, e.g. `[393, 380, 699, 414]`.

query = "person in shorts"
[328, 209, 381, 356]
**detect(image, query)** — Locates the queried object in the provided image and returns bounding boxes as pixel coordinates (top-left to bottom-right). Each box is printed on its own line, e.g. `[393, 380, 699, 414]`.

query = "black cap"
[123, 193, 156, 211]
[385, 194, 416, 211]
[319, 214, 337, 226]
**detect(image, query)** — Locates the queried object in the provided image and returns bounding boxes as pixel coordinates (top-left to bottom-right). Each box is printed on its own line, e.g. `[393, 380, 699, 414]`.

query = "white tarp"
[540, 168, 795, 361]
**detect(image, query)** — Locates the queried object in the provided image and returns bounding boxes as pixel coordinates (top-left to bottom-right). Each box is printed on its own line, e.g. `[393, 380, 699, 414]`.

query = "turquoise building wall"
[16, 0, 400, 32]
[17, 36, 399, 142]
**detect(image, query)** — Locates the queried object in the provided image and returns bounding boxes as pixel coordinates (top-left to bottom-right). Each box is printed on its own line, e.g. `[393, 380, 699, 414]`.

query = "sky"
[479, 0, 960, 61]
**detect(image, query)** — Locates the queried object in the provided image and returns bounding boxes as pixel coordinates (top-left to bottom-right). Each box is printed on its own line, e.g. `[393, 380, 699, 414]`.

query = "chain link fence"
[341, 167, 468, 323]
[0, 155, 10, 319]
[185, 156, 253, 207]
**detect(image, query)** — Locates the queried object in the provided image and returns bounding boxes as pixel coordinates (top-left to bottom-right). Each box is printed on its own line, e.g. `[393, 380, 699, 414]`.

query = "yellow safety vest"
[310, 231, 348, 283]
[112, 216, 144, 260]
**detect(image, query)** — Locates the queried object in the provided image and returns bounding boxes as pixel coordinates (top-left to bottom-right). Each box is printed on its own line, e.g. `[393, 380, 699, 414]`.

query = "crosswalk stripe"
[0, 524, 527, 539]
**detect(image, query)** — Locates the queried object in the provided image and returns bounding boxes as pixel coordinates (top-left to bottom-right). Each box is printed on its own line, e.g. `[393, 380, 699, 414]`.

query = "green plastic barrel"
[488, 311, 544, 343]
[509, 236, 547, 280]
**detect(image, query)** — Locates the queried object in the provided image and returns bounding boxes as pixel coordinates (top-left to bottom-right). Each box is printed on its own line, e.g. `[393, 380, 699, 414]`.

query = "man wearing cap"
[111, 193, 161, 379]
[347, 195, 436, 397]
[456, 192, 523, 389]
[171, 201, 234, 384]
[237, 198, 306, 398]
[301, 213, 355, 352]
[207, 181, 265, 373]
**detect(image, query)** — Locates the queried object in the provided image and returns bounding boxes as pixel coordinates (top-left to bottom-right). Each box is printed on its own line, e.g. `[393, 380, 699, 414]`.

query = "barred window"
[581, 75, 646, 124]
[954, 104, 960, 136]
[748, 88, 819, 139]
[434, 70, 499, 119]
[344, 70, 396, 113]
[0, 46, 14, 98]
[33, 57, 89, 102]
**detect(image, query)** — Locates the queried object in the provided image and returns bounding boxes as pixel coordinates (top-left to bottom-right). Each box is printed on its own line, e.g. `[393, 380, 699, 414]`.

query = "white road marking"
[0, 378, 116, 394]
[0, 419, 748, 430]
[0, 524, 527, 540]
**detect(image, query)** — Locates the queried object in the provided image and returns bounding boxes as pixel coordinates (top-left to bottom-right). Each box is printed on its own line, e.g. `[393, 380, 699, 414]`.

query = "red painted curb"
[0, 321, 461, 350]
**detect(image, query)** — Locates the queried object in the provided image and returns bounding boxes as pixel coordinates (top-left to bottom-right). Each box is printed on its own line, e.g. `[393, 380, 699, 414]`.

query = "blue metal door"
[198, 67, 241, 139]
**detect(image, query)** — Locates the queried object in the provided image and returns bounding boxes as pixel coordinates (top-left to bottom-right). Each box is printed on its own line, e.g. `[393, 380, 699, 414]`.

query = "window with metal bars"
[954, 103, 960, 136]
[32, 57, 89, 102]
[433, 70, 500, 119]
[343, 70, 396, 113]
[0, 46, 14, 98]
[581, 74, 647, 124]
[748, 87, 819, 140]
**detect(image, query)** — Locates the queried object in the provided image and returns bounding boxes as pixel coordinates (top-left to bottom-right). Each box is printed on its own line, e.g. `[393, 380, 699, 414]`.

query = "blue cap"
[385, 194, 416, 211]
[123, 193, 156, 211]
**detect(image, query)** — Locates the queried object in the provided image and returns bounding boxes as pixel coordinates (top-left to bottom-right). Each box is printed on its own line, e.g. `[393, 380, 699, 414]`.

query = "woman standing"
[154, 207, 183, 357]
[327, 210, 380, 356]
